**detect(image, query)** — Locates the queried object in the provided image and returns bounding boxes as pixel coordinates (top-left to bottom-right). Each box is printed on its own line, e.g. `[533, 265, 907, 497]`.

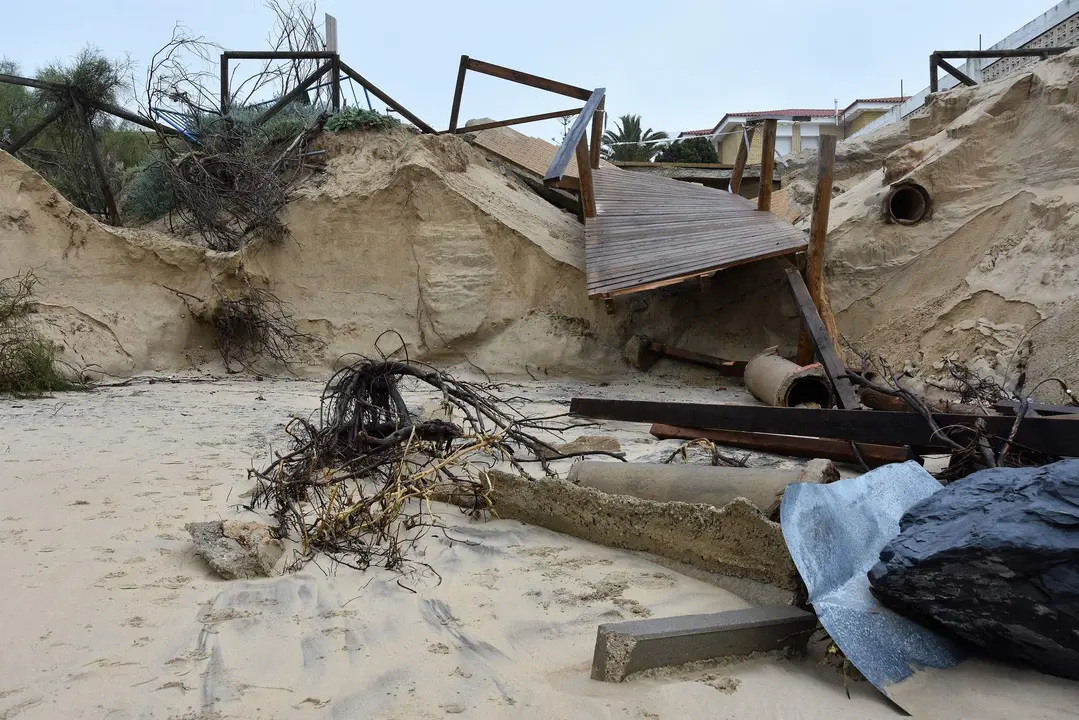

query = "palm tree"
[601, 114, 668, 162]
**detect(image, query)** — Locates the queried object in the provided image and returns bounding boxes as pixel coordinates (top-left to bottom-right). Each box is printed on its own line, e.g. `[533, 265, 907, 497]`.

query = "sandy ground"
[0, 373, 901, 720]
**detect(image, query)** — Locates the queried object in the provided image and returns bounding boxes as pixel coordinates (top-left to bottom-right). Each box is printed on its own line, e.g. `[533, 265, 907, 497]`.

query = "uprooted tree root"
[249, 353, 624, 573]
[0, 271, 84, 397]
[212, 286, 321, 373]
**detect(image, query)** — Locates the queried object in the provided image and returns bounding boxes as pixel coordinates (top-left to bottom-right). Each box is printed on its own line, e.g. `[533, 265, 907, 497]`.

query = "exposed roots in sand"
[212, 285, 320, 373]
[250, 344, 625, 573]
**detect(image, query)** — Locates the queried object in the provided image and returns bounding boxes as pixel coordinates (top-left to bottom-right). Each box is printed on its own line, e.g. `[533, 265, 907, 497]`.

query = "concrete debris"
[591, 606, 817, 682]
[185, 520, 284, 580]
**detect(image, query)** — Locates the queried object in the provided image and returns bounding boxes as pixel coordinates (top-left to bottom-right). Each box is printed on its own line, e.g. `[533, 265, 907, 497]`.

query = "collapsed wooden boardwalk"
[585, 167, 807, 298]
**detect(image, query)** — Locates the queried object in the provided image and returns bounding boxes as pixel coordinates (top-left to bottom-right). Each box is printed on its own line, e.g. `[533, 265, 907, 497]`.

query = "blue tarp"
[780, 461, 964, 698]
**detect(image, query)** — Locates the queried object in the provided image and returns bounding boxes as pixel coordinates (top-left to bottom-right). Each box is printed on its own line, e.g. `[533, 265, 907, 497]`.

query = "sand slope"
[0, 377, 899, 720]
[783, 49, 1079, 397]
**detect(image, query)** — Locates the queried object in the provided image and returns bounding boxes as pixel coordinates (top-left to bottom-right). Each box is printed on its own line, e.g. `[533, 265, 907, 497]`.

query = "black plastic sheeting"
[869, 460, 1079, 680]
[780, 461, 963, 699]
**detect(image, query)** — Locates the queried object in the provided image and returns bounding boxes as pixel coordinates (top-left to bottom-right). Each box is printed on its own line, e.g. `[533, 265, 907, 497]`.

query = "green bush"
[121, 154, 175, 223]
[0, 272, 82, 397]
[325, 108, 399, 133]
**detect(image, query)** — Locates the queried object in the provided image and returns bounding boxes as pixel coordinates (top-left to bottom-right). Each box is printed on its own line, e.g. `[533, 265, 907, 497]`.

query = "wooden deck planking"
[585, 167, 807, 297]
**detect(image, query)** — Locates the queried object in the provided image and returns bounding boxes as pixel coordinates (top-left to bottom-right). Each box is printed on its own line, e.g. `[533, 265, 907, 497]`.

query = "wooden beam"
[220, 55, 230, 114]
[935, 48, 1070, 60]
[930, 53, 940, 93]
[544, 88, 605, 184]
[796, 132, 838, 366]
[254, 61, 331, 126]
[89, 99, 180, 136]
[936, 57, 977, 87]
[448, 55, 469, 132]
[784, 267, 858, 409]
[994, 400, 1079, 416]
[575, 135, 596, 218]
[0, 72, 68, 93]
[729, 124, 755, 195]
[331, 54, 341, 111]
[569, 398, 1079, 457]
[465, 58, 591, 100]
[757, 119, 777, 211]
[338, 61, 436, 134]
[453, 107, 581, 134]
[222, 50, 336, 60]
[2, 97, 71, 153]
[590, 99, 605, 169]
[649, 423, 915, 468]
[70, 94, 120, 226]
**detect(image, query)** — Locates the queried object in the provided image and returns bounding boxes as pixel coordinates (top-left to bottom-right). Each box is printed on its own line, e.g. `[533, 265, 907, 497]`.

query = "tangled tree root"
[250, 350, 625, 573]
[212, 286, 320, 373]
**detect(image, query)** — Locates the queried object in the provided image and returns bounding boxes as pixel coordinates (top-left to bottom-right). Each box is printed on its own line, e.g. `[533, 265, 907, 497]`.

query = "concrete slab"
[591, 605, 817, 682]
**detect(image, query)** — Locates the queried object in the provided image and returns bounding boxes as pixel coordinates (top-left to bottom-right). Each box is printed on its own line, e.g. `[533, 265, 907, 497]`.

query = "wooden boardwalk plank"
[585, 167, 807, 297]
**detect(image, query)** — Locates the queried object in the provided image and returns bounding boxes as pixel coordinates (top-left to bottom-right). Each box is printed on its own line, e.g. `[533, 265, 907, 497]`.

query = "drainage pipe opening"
[885, 183, 931, 224]
[786, 377, 835, 408]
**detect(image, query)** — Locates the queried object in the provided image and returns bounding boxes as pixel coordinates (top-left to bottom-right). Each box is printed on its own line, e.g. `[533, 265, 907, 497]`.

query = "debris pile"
[249, 349, 623, 571]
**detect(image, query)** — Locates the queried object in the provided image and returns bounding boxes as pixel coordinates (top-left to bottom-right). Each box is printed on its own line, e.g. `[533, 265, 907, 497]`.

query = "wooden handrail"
[465, 58, 592, 101]
[452, 107, 582, 135]
[543, 87, 605, 184]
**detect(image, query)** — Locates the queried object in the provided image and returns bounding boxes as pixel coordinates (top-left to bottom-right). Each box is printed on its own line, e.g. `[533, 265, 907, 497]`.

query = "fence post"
[729, 124, 756, 196]
[575, 135, 596, 218]
[796, 131, 841, 366]
[757, 118, 777, 211]
[220, 55, 230, 114]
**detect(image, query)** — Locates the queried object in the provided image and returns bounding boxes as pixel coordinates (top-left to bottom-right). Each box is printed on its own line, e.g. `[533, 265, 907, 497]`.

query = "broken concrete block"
[186, 520, 284, 580]
[554, 435, 622, 455]
[591, 606, 817, 682]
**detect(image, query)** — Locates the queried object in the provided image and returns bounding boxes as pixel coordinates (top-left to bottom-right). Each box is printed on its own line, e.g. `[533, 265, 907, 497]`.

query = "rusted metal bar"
[448, 55, 469, 132]
[70, 93, 120, 226]
[544, 88, 605, 184]
[757, 118, 777, 211]
[2, 97, 71, 153]
[649, 342, 746, 376]
[796, 132, 838, 366]
[465, 58, 591, 100]
[338, 61, 436, 134]
[569, 398, 1079, 456]
[784, 266, 858, 409]
[729, 124, 755, 195]
[649, 423, 915, 468]
[452, 107, 581, 134]
[930, 53, 940, 93]
[253, 61, 331, 126]
[936, 57, 977, 87]
[575, 135, 596, 218]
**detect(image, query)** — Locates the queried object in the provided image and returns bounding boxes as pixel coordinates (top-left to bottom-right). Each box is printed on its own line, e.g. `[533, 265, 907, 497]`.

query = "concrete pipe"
[568, 459, 838, 513]
[744, 348, 835, 408]
[885, 182, 931, 224]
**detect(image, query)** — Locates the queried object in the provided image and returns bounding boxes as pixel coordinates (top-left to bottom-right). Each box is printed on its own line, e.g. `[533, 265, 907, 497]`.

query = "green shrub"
[325, 108, 399, 133]
[121, 154, 175, 223]
[0, 272, 82, 397]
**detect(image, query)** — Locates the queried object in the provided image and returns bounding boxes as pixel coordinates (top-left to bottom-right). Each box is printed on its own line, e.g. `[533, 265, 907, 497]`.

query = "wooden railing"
[444, 56, 604, 218]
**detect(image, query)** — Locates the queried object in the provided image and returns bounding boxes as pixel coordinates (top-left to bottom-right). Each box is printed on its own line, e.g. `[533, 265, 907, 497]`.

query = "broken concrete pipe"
[884, 182, 932, 224]
[743, 348, 835, 408]
[568, 460, 838, 516]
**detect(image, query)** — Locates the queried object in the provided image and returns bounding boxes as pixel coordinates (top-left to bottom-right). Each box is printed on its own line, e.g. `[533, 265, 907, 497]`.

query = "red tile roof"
[678, 129, 713, 137]
[727, 109, 836, 119]
[851, 96, 909, 104]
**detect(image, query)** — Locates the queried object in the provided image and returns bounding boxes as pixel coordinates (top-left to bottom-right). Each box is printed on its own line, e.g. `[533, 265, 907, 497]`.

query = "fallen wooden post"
[993, 399, 1079, 416]
[649, 423, 916, 467]
[784, 267, 858, 409]
[591, 606, 817, 682]
[569, 398, 1079, 457]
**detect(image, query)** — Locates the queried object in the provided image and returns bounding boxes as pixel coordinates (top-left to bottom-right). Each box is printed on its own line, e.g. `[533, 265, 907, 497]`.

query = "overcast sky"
[0, 0, 1059, 139]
